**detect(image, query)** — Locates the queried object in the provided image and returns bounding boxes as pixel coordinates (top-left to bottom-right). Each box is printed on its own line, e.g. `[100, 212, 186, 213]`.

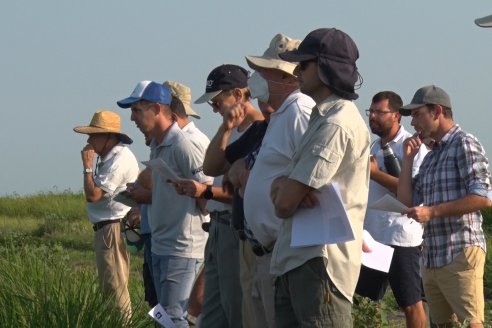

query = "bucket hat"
[245, 33, 301, 76]
[164, 81, 201, 119]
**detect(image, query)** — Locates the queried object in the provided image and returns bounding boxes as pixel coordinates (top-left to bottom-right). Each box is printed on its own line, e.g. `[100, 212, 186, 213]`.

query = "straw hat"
[163, 80, 200, 119]
[73, 110, 133, 144]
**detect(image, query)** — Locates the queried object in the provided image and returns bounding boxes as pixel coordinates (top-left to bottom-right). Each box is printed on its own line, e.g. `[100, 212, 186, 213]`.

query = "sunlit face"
[130, 101, 157, 135]
[368, 99, 399, 138]
[208, 90, 238, 116]
[410, 105, 435, 138]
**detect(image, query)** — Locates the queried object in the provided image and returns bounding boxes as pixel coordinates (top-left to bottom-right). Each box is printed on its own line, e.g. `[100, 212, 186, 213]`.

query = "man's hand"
[402, 206, 434, 223]
[298, 190, 320, 208]
[169, 179, 207, 198]
[402, 133, 423, 160]
[369, 155, 379, 176]
[126, 182, 152, 204]
[81, 144, 95, 168]
[223, 103, 246, 130]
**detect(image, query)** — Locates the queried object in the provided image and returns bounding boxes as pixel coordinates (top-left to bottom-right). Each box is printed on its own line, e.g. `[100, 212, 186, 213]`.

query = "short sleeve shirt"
[244, 90, 314, 248]
[270, 94, 371, 302]
[364, 125, 428, 246]
[149, 122, 212, 258]
[87, 143, 139, 224]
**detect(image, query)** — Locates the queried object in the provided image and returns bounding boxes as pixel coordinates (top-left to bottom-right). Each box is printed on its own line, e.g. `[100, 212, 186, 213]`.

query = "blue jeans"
[151, 253, 203, 328]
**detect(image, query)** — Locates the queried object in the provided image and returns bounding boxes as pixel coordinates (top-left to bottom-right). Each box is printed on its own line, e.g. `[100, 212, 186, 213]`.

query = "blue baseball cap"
[117, 81, 172, 108]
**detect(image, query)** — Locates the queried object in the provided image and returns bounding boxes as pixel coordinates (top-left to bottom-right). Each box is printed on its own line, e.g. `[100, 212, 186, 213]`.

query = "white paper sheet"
[142, 158, 179, 181]
[148, 303, 177, 328]
[113, 190, 138, 208]
[368, 194, 408, 213]
[290, 183, 355, 248]
[361, 230, 394, 273]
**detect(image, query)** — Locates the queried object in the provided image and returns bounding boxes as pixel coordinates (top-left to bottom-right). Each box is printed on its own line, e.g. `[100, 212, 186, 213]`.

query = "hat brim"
[278, 50, 317, 63]
[73, 126, 133, 144]
[475, 15, 492, 27]
[245, 55, 298, 76]
[183, 103, 201, 119]
[194, 90, 222, 104]
[399, 103, 425, 116]
[117, 97, 140, 108]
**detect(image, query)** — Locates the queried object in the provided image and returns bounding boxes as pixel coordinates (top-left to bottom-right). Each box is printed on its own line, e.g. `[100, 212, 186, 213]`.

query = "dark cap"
[399, 85, 452, 116]
[194, 64, 249, 104]
[279, 28, 360, 100]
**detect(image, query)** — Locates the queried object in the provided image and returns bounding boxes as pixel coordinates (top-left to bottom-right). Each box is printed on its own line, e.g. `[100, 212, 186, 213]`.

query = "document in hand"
[148, 303, 177, 328]
[368, 194, 408, 213]
[142, 158, 179, 181]
[290, 183, 355, 248]
[361, 230, 394, 273]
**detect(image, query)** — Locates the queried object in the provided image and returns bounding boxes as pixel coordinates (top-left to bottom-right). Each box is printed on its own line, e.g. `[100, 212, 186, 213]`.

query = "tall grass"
[0, 241, 151, 327]
[0, 191, 153, 327]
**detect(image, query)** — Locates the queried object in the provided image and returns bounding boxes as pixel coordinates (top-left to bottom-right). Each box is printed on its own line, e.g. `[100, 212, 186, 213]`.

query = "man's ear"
[432, 104, 443, 120]
[232, 88, 243, 101]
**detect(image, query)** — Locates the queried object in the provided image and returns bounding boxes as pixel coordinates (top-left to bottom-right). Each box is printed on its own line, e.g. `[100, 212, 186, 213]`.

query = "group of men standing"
[73, 27, 491, 328]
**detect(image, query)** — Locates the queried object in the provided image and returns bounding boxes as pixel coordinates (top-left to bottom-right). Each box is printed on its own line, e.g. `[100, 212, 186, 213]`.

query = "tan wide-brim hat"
[245, 33, 301, 76]
[163, 80, 201, 119]
[73, 110, 133, 144]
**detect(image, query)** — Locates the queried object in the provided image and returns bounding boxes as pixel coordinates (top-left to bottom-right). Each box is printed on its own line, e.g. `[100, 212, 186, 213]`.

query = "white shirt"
[244, 90, 314, 248]
[364, 125, 429, 246]
[87, 143, 139, 224]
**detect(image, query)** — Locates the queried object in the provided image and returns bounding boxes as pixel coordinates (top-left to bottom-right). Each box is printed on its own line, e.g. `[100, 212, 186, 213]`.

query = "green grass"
[0, 191, 491, 327]
[0, 192, 154, 327]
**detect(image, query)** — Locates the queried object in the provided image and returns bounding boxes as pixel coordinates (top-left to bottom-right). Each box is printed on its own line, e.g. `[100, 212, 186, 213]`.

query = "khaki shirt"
[270, 94, 370, 301]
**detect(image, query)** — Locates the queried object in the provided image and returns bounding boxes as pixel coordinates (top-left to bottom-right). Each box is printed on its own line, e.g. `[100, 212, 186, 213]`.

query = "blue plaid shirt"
[413, 125, 491, 268]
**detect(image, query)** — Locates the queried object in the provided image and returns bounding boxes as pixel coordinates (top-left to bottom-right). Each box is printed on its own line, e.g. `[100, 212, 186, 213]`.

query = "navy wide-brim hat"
[280, 28, 360, 100]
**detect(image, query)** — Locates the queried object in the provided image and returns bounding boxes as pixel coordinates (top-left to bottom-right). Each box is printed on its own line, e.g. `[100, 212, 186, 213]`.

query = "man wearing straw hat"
[73, 110, 139, 317]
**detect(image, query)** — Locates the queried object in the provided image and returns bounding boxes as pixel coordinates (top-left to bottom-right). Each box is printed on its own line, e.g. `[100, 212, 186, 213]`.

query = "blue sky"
[1, 1, 491, 195]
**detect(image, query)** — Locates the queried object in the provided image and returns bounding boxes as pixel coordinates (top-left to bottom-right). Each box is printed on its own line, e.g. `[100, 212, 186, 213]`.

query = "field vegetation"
[0, 191, 490, 327]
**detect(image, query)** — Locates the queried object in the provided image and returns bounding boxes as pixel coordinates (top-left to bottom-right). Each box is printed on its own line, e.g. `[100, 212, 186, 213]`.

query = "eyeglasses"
[299, 59, 317, 71]
[365, 109, 394, 117]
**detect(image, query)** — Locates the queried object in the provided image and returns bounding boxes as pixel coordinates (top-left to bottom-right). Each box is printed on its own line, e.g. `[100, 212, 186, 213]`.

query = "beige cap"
[245, 33, 301, 76]
[163, 81, 200, 119]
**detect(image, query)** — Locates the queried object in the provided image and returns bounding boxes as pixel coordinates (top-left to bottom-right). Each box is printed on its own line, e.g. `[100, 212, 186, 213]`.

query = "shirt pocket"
[311, 144, 339, 181]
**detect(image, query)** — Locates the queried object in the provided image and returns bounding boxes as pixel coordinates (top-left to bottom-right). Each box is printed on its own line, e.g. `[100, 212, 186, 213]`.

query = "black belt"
[93, 219, 120, 232]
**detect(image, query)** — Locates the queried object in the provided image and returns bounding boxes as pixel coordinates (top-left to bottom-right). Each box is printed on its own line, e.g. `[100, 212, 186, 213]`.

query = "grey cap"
[475, 14, 492, 28]
[400, 85, 451, 116]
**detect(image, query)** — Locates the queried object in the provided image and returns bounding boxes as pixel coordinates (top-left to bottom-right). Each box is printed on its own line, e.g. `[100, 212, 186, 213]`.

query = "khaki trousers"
[94, 222, 131, 317]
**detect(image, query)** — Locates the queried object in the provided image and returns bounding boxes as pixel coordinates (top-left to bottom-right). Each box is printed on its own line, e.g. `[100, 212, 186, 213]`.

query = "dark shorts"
[355, 245, 423, 307]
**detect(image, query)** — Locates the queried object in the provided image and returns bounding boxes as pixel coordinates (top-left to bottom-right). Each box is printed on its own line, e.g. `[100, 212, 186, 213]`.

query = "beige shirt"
[270, 94, 371, 302]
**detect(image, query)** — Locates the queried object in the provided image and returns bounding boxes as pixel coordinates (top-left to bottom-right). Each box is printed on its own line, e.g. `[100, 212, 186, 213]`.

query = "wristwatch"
[203, 185, 213, 200]
[83, 167, 93, 174]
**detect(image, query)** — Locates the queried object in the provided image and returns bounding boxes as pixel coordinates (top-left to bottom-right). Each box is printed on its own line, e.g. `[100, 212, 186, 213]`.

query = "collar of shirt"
[434, 124, 460, 150]
[100, 142, 125, 163]
[150, 122, 181, 150]
[315, 94, 346, 117]
[271, 89, 305, 117]
[181, 121, 196, 134]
